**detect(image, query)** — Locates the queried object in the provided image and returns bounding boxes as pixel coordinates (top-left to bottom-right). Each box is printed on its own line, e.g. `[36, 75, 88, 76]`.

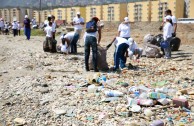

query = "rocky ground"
[0, 22, 194, 126]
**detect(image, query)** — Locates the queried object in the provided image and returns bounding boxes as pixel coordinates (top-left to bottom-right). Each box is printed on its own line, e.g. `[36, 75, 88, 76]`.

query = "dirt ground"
[0, 22, 194, 126]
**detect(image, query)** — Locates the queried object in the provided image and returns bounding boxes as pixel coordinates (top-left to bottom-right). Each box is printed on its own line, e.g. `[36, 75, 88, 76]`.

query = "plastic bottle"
[87, 84, 97, 93]
[150, 120, 164, 126]
[148, 92, 167, 99]
[137, 99, 154, 106]
[104, 90, 123, 97]
[127, 98, 137, 107]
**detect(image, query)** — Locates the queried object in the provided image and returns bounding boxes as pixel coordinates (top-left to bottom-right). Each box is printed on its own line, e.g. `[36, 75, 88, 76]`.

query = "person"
[4, 22, 9, 35]
[72, 12, 85, 46]
[23, 15, 31, 40]
[160, 9, 177, 37]
[128, 38, 143, 60]
[44, 22, 53, 52]
[84, 17, 101, 72]
[17, 21, 21, 36]
[118, 17, 130, 40]
[51, 15, 56, 39]
[60, 32, 79, 54]
[163, 15, 173, 59]
[107, 37, 130, 71]
[12, 20, 18, 37]
[0, 18, 4, 34]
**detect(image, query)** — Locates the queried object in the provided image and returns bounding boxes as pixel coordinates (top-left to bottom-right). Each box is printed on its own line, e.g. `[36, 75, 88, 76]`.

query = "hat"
[165, 15, 172, 20]
[77, 12, 80, 15]
[48, 15, 52, 17]
[25, 15, 28, 18]
[124, 17, 129, 22]
[128, 38, 134, 43]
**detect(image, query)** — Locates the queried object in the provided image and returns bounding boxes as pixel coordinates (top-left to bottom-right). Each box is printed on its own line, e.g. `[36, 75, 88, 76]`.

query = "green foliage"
[21, 29, 45, 36]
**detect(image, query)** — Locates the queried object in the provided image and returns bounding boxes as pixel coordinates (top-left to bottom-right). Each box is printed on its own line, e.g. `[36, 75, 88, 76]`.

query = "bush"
[21, 29, 45, 36]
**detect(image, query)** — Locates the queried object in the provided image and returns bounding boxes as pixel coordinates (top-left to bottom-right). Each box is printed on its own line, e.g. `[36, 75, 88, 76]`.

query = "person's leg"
[85, 36, 91, 71]
[128, 50, 133, 60]
[137, 48, 143, 59]
[28, 29, 31, 40]
[70, 33, 79, 53]
[114, 47, 121, 70]
[18, 30, 20, 36]
[119, 44, 129, 68]
[91, 36, 98, 72]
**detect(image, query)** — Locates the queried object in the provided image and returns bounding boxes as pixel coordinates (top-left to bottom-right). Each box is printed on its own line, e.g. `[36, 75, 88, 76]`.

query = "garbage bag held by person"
[89, 45, 109, 71]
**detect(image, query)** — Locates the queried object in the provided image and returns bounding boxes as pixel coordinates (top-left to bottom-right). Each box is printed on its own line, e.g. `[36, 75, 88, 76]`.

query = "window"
[71, 9, 75, 21]
[90, 8, 96, 18]
[108, 6, 114, 21]
[57, 10, 62, 20]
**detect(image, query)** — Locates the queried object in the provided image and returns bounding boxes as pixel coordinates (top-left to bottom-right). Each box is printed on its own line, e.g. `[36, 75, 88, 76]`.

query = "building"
[40, 10, 53, 23]
[0, 9, 2, 18]
[85, 5, 103, 22]
[102, 3, 127, 22]
[151, 0, 184, 21]
[66, 7, 86, 23]
[53, 8, 67, 20]
[128, 1, 151, 22]
[10, 8, 21, 22]
[187, 0, 194, 18]
[1, 9, 11, 22]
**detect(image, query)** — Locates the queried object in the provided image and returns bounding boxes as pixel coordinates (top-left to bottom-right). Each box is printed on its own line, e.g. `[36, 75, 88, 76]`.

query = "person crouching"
[44, 22, 53, 52]
[128, 38, 143, 60]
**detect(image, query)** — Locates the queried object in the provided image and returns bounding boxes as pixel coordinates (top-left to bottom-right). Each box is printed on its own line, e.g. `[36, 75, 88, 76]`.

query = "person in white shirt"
[118, 17, 130, 40]
[0, 18, 4, 34]
[51, 15, 56, 39]
[107, 37, 130, 71]
[17, 21, 21, 36]
[12, 20, 18, 37]
[44, 22, 53, 52]
[127, 38, 143, 60]
[163, 15, 173, 59]
[4, 22, 9, 35]
[160, 9, 177, 37]
[60, 32, 79, 54]
[72, 12, 85, 46]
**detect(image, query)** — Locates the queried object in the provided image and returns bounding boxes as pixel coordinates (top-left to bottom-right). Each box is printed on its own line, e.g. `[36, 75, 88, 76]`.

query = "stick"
[151, 105, 176, 111]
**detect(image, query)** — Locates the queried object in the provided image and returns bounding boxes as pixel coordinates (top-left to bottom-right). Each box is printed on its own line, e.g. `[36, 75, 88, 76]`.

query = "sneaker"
[94, 69, 99, 72]
[86, 67, 90, 71]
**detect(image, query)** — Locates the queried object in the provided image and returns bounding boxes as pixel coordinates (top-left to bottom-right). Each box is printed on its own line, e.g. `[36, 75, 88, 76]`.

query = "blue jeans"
[70, 33, 79, 53]
[85, 36, 98, 70]
[25, 28, 31, 40]
[114, 43, 129, 70]
[164, 37, 172, 58]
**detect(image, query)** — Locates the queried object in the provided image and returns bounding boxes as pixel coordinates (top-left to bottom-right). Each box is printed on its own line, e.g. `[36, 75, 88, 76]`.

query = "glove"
[159, 26, 163, 31]
[106, 43, 112, 49]
[172, 33, 176, 37]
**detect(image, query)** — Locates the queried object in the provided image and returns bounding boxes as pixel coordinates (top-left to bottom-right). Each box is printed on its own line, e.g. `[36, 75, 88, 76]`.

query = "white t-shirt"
[73, 17, 84, 30]
[114, 37, 130, 47]
[60, 32, 75, 41]
[52, 22, 56, 32]
[4, 24, 8, 29]
[128, 41, 138, 52]
[12, 22, 18, 29]
[18, 24, 21, 30]
[163, 22, 173, 41]
[164, 15, 177, 33]
[118, 23, 130, 38]
[44, 26, 53, 37]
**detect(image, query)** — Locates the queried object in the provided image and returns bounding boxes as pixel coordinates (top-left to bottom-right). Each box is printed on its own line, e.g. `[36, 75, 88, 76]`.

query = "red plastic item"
[173, 98, 189, 108]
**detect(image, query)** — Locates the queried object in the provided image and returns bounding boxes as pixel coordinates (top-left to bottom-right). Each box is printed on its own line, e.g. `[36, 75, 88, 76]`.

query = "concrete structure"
[66, 7, 86, 23]
[187, 0, 194, 18]
[151, 0, 184, 21]
[53, 8, 67, 20]
[85, 5, 103, 22]
[102, 3, 127, 22]
[128, 1, 151, 22]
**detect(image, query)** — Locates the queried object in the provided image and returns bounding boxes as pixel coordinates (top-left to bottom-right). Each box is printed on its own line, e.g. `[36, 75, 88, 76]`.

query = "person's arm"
[106, 37, 116, 49]
[64, 38, 70, 48]
[173, 23, 177, 33]
[97, 26, 101, 44]
[117, 24, 121, 37]
[80, 18, 85, 25]
[117, 31, 121, 37]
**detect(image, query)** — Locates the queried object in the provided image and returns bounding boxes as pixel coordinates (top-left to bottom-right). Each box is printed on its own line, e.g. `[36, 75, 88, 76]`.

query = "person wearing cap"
[4, 22, 9, 35]
[44, 22, 53, 52]
[160, 9, 177, 37]
[12, 20, 18, 37]
[118, 17, 130, 40]
[163, 15, 173, 59]
[72, 12, 85, 46]
[23, 15, 31, 40]
[107, 37, 130, 71]
[84, 17, 101, 72]
[59, 32, 79, 54]
[127, 38, 143, 60]
[17, 21, 21, 36]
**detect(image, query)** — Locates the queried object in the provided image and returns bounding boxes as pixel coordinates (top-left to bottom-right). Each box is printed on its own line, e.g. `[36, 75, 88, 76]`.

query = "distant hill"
[0, 0, 147, 9]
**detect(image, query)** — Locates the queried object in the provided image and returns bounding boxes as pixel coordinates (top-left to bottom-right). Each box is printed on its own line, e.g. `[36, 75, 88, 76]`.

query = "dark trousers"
[114, 43, 129, 70]
[85, 36, 98, 70]
[25, 28, 31, 40]
[70, 33, 79, 53]
[13, 29, 17, 37]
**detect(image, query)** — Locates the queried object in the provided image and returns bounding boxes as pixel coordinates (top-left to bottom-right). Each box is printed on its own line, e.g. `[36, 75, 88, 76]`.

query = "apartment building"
[66, 7, 86, 23]
[0, 10, 2, 18]
[187, 0, 194, 18]
[86, 5, 103, 22]
[53, 8, 67, 20]
[128, 1, 151, 22]
[151, 0, 184, 21]
[102, 3, 127, 22]
[10, 8, 21, 22]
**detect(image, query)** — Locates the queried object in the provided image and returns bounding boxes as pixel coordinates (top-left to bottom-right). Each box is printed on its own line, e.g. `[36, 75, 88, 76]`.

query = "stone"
[14, 118, 26, 125]
[39, 88, 49, 94]
[53, 109, 66, 116]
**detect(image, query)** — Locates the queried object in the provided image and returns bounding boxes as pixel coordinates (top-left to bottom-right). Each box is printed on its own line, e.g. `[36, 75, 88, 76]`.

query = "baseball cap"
[25, 15, 28, 18]
[165, 15, 172, 20]
[77, 12, 80, 15]
[124, 17, 129, 22]
[128, 38, 134, 43]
